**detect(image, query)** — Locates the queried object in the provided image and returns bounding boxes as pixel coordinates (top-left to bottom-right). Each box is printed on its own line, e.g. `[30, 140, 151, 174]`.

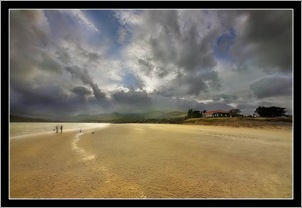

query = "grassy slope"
[183, 117, 292, 128]
[72, 111, 187, 122]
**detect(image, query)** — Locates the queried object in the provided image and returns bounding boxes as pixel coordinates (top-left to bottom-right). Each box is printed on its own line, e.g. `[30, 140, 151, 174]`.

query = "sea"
[9, 122, 110, 138]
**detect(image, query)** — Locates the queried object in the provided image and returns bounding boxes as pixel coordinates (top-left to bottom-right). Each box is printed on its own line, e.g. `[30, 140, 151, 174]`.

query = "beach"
[10, 124, 292, 198]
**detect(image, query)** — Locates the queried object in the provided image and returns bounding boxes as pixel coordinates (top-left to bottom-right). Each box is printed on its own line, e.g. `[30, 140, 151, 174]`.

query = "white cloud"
[64, 10, 100, 33]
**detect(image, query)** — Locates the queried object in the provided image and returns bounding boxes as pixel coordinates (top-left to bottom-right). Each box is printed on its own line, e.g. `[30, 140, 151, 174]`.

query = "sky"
[9, 9, 293, 118]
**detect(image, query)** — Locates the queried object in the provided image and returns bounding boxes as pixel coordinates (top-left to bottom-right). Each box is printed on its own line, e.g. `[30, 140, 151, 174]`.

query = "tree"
[187, 109, 202, 118]
[192, 110, 202, 118]
[254, 106, 286, 117]
[187, 109, 193, 118]
[229, 109, 241, 117]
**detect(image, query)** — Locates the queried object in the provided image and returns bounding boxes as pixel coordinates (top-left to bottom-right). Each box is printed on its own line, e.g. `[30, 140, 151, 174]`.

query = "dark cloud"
[71, 86, 91, 96]
[178, 73, 211, 95]
[146, 14, 217, 72]
[65, 66, 106, 100]
[10, 11, 53, 78]
[112, 90, 151, 106]
[10, 79, 100, 118]
[176, 26, 217, 71]
[91, 83, 106, 100]
[250, 75, 292, 99]
[157, 70, 220, 97]
[10, 83, 73, 116]
[9, 10, 108, 117]
[10, 10, 51, 51]
[229, 10, 292, 72]
[10, 10, 69, 117]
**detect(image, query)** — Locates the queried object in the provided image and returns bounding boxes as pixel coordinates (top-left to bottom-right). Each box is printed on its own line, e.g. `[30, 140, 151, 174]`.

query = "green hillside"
[71, 111, 187, 123]
[10, 115, 56, 122]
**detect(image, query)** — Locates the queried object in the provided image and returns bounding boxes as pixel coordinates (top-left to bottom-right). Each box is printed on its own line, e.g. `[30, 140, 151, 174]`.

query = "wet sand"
[10, 124, 292, 198]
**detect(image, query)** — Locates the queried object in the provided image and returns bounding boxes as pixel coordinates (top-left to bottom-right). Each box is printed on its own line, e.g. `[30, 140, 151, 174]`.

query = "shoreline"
[9, 123, 111, 139]
[9, 119, 292, 135]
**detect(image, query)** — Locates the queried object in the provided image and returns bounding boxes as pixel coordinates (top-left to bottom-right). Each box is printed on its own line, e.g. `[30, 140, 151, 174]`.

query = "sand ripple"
[10, 124, 291, 198]
[71, 132, 95, 161]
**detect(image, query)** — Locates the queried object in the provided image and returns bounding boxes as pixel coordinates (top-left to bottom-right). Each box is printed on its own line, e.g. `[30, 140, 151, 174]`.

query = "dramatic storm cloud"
[250, 74, 292, 99]
[10, 9, 293, 118]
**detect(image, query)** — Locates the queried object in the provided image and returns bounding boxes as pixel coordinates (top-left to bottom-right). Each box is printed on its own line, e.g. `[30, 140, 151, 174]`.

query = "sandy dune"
[9, 124, 292, 198]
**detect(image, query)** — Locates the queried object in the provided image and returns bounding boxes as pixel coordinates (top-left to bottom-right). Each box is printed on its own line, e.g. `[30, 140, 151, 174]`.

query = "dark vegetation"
[255, 106, 286, 117]
[187, 108, 242, 118]
[187, 109, 203, 118]
[229, 109, 242, 117]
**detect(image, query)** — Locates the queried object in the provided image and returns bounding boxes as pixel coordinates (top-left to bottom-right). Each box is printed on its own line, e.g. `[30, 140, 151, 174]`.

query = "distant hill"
[10, 115, 57, 122]
[160, 111, 187, 118]
[71, 111, 187, 123]
[10, 111, 187, 123]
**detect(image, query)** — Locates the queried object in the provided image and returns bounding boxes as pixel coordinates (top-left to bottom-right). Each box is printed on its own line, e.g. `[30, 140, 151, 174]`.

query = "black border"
[1, 1, 301, 207]
[1, 1, 302, 9]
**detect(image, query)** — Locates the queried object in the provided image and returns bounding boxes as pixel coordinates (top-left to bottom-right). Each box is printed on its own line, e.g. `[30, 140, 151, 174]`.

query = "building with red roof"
[203, 110, 230, 118]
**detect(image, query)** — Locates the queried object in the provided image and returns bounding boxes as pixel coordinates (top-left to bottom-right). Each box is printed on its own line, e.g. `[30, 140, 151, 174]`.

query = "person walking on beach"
[56, 126, 58, 133]
[60, 125, 63, 133]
